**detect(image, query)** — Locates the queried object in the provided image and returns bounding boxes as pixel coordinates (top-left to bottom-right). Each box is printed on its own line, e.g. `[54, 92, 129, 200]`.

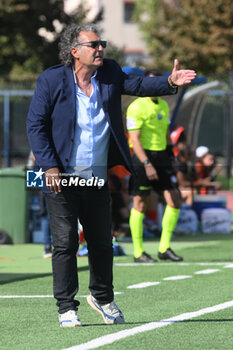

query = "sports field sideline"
[1, 234, 233, 350]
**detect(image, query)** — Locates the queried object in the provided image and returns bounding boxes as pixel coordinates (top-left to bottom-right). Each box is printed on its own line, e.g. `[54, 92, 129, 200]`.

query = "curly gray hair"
[59, 24, 101, 66]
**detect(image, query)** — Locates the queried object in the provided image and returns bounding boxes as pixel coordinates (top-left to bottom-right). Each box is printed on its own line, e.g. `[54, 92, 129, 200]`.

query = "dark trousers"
[45, 185, 113, 314]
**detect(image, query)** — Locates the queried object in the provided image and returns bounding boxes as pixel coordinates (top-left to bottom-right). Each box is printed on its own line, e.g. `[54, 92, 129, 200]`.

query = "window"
[124, 2, 135, 23]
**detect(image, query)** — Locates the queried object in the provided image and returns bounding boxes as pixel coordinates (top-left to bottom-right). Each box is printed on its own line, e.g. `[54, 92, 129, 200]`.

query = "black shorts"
[129, 150, 178, 196]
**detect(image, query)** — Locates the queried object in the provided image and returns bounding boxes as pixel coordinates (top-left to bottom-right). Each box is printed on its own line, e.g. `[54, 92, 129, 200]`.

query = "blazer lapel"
[61, 66, 76, 125]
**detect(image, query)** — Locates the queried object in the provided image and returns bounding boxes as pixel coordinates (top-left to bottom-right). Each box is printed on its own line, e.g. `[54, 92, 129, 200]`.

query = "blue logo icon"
[157, 113, 162, 120]
[26, 168, 44, 188]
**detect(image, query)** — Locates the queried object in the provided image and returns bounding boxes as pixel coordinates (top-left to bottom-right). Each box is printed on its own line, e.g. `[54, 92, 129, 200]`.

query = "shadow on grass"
[0, 272, 52, 285]
[174, 233, 233, 242]
[130, 233, 233, 244]
[81, 318, 233, 327]
[0, 265, 89, 285]
[177, 318, 233, 323]
[81, 321, 146, 327]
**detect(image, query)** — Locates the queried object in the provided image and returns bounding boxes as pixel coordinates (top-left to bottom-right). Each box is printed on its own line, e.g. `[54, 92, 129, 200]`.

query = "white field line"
[114, 262, 232, 267]
[224, 264, 233, 268]
[62, 300, 233, 350]
[127, 282, 160, 289]
[194, 269, 220, 275]
[163, 275, 192, 281]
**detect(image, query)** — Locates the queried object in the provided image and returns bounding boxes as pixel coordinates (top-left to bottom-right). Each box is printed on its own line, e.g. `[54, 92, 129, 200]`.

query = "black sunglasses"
[77, 40, 107, 49]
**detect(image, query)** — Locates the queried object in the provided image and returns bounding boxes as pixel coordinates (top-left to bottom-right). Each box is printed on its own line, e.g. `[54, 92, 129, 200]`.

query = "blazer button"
[65, 158, 69, 162]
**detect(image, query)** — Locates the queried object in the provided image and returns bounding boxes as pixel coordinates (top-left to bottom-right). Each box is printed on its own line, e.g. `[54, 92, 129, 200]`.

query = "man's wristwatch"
[143, 159, 151, 165]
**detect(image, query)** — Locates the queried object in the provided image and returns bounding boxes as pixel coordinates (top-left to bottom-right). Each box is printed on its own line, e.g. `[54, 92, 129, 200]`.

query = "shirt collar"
[72, 67, 97, 85]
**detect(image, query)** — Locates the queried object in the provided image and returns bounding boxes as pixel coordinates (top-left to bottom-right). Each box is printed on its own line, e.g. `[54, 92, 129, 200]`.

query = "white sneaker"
[59, 310, 82, 327]
[43, 247, 52, 259]
[86, 295, 125, 324]
[43, 251, 52, 259]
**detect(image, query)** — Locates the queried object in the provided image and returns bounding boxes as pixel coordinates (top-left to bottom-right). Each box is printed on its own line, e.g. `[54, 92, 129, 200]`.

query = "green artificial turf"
[1, 234, 233, 350]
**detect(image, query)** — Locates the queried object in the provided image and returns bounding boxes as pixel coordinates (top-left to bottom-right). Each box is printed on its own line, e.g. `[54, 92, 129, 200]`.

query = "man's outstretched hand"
[170, 59, 196, 86]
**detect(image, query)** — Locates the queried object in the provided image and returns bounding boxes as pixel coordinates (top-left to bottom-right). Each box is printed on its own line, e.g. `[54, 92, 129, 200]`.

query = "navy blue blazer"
[27, 59, 176, 180]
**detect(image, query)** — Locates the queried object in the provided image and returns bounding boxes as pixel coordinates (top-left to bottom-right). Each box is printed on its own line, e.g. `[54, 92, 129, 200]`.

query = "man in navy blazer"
[27, 24, 196, 327]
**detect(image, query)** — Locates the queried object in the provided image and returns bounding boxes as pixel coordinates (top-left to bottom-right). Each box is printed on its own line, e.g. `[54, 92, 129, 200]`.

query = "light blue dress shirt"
[67, 70, 110, 182]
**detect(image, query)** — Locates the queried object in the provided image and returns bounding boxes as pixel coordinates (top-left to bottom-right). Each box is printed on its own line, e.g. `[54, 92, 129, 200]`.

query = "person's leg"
[129, 195, 149, 258]
[179, 187, 195, 205]
[80, 185, 125, 324]
[41, 213, 52, 258]
[148, 151, 182, 260]
[79, 186, 113, 304]
[45, 191, 80, 314]
[41, 214, 51, 248]
[158, 188, 181, 253]
[129, 155, 155, 262]
[145, 191, 159, 230]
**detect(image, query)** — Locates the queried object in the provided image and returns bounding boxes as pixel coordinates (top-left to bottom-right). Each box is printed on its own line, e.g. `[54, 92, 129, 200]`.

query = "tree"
[0, 0, 86, 82]
[134, 0, 233, 75]
[105, 42, 126, 67]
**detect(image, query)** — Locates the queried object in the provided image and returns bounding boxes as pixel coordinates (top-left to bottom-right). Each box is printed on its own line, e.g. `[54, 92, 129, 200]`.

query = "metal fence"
[0, 90, 33, 168]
